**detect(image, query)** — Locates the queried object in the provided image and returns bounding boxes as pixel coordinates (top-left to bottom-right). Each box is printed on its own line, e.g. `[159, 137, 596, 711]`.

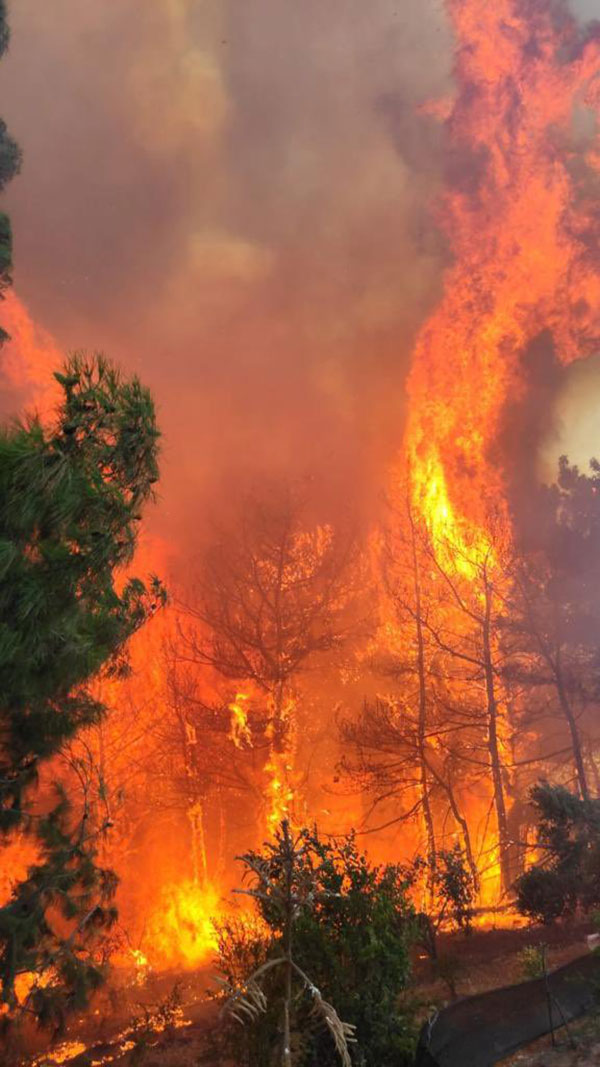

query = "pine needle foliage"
[0, 354, 164, 1024]
[0, 0, 20, 344]
[516, 783, 600, 924]
[0, 2, 9, 58]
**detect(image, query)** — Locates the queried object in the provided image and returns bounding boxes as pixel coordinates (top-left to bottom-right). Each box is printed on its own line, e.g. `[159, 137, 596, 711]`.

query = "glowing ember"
[31, 1041, 88, 1065]
[265, 693, 298, 833]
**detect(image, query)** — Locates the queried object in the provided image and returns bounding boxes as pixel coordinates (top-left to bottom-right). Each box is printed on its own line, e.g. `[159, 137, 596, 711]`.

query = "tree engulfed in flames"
[407, 0, 600, 554]
[398, 0, 600, 903]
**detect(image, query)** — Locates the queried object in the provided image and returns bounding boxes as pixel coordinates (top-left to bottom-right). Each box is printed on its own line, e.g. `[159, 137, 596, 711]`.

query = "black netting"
[415, 953, 600, 1067]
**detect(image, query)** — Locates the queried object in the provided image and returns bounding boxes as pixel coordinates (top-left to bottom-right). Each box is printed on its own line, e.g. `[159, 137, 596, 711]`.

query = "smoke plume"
[0, 0, 452, 560]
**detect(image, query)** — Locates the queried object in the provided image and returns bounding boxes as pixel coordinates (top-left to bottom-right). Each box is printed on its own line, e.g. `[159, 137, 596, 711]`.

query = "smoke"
[539, 355, 600, 476]
[572, 0, 599, 18]
[0, 0, 452, 556]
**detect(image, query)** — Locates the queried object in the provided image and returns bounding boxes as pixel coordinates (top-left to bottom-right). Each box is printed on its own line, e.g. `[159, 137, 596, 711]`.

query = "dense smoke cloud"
[0, 0, 452, 554]
[1, 0, 596, 558]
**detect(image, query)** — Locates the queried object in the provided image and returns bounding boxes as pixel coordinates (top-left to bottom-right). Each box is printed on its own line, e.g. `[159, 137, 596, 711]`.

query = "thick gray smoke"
[572, 0, 599, 17]
[0, 0, 452, 551]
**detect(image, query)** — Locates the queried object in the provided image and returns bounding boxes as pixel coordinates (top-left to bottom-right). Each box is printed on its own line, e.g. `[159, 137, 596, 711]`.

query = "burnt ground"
[8, 968, 220, 1067]
[414, 918, 598, 1004]
[10, 918, 600, 1066]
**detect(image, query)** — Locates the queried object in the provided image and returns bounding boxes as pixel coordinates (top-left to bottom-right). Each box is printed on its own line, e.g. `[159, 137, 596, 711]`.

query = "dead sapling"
[217, 820, 356, 1067]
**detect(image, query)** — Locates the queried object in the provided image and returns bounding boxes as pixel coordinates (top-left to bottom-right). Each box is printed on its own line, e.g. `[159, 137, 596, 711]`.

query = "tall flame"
[406, 0, 600, 547]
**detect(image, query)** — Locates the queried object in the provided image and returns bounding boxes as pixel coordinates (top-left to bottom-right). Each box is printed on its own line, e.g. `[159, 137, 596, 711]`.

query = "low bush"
[515, 783, 600, 924]
[516, 867, 570, 925]
[216, 823, 418, 1067]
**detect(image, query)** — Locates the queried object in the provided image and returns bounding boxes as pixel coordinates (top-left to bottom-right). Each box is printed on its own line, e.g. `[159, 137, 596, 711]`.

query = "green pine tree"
[0, 354, 165, 1029]
[0, 0, 22, 344]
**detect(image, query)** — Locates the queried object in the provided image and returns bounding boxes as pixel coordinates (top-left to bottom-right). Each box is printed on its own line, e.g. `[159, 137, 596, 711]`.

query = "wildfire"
[30, 1041, 88, 1065]
[2, 9, 598, 1027]
[264, 750, 295, 833]
[411, 452, 493, 576]
[406, 0, 600, 550]
[397, 0, 600, 904]
[0, 834, 39, 907]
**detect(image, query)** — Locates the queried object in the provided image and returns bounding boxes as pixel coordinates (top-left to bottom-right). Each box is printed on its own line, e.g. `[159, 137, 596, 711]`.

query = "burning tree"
[0, 355, 164, 1025]
[343, 488, 479, 900]
[154, 632, 273, 872]
[179, 482, 356, 833]
[376, 0, 600, 906]
[346, 448, 600, 908]
[343, 482, 518, 900]
[417, 520, 517, 896]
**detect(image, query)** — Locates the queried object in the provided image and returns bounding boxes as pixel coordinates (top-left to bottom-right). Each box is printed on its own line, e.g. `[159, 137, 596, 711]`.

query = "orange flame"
[142, 880, 220, 970]
[406, 1, 600, 548]
[397, 1, 600, 906]
[0, 290, 62, 417]
[265, 693, 298, 833]
[228, 691, 252, 749]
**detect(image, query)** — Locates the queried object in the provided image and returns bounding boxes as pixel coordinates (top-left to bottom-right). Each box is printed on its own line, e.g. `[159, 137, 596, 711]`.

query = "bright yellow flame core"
[228, 691, 252, 748]
[411, 449, 495, 577]
[144, 880, 220, 970]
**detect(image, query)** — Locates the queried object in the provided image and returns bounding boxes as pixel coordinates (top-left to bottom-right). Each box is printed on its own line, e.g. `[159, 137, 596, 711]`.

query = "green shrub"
[217, 825, 418, 1067]
[515, 783, 600, 924]
[517, 945, 547, 980]
[516, 867, 571, 925]
[435, 843, 475, 932]
[292, 831, 417, 1066]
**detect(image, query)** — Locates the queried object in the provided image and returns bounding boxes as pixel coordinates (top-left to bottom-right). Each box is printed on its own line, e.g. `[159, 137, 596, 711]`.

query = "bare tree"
[178, 482, 356, 830]
[416, 515, 517, 895]
[342, 489, 479, 897]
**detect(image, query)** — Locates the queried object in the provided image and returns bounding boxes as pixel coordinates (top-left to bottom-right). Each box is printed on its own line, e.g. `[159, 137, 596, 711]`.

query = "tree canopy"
[0, 355, 164, 1023]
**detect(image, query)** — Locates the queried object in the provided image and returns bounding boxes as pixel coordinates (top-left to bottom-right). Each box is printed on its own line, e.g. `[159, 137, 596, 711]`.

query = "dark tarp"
[415, 952, 600, 1067]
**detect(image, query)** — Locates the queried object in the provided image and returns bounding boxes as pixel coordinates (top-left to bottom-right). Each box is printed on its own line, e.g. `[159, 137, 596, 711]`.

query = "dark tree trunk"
[410, 513, 437, 898]
[553, 650, 589, 802]
[482, 580, 511, 894]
